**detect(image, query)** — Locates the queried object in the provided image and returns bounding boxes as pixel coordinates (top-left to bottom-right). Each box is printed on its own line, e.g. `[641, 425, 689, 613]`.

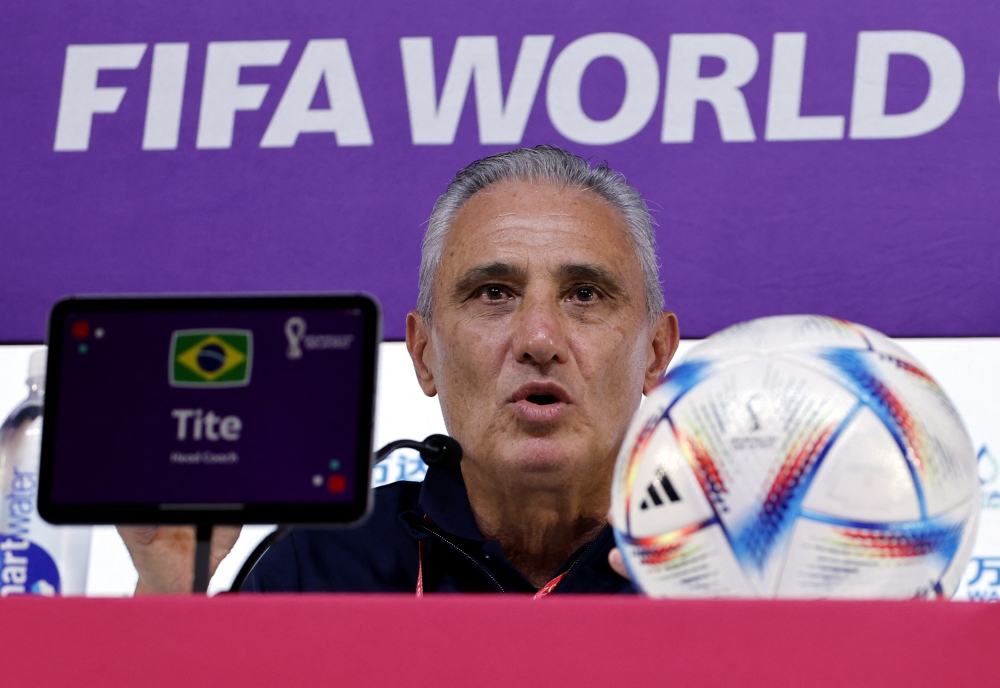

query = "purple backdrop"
[2, 1, 998, 342]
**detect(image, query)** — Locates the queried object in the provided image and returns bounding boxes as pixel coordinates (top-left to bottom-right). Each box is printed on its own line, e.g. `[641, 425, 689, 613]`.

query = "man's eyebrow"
[451, 262, 527, 299]
[556, 263, 629, 299]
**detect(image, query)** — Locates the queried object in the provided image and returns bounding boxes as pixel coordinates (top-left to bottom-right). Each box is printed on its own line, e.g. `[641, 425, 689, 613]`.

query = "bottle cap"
[28, 349, 47, 381]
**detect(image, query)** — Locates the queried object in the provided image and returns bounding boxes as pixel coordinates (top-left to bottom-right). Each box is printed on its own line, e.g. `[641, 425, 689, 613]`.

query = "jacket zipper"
[417, 521, 611, 594]
[416, 522, 508, 594]
[554, 523, 609, 589]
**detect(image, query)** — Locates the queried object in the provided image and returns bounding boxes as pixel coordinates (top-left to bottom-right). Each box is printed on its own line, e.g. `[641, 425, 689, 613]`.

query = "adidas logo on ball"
[639, 471, 681, 510]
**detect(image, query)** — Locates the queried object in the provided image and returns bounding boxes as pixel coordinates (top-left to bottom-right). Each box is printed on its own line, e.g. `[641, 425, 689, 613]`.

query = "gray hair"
[416, 145, 663, 322]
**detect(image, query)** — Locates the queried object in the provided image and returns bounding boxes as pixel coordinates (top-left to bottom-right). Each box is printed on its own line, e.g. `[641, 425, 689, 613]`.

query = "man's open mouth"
[509, 382, 571, 424]
[509, 381, 572, 409]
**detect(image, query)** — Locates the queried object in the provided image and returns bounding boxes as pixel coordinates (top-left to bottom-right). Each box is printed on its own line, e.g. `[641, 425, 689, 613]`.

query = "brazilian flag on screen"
[169, 330, 253, 388]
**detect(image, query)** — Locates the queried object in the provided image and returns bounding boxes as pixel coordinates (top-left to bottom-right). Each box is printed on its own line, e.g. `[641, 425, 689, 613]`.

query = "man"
[120, 145, 679, 594]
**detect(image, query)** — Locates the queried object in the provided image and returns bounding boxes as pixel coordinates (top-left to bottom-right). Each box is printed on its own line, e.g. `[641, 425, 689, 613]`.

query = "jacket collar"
[414, 464, 632, 593]
[417, 464, 485, 542]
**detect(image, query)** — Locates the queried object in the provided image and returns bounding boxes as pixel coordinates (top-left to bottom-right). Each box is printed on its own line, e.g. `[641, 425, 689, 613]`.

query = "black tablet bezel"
[38, 294, 380, 526]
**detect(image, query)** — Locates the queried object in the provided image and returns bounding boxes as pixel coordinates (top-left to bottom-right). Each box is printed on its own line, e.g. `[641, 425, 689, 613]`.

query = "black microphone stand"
[193, 524, 213, 593]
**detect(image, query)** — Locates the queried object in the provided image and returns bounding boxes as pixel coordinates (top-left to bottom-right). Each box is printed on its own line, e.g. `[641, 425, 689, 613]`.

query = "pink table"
[4, 595, 997, 686]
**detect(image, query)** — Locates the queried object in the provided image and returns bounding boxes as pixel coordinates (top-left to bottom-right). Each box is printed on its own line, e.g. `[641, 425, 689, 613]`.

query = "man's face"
[407, 181, 677, 495]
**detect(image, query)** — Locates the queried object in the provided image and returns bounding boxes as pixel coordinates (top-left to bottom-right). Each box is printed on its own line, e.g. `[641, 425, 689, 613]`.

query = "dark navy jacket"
[243, 464, 635, 594]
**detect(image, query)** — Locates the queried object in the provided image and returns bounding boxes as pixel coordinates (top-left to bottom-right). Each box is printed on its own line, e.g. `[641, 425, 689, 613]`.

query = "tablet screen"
[39, 295, 379, 524]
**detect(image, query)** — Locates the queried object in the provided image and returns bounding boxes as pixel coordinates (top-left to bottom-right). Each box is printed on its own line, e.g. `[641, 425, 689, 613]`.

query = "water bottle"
[0, 350, 91, 595]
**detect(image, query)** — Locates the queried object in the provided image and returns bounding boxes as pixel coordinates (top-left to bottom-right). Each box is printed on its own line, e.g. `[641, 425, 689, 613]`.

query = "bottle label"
[1, 467, 61, 595]
[4, 468, 37, 534]
[0, 536, 60, 595]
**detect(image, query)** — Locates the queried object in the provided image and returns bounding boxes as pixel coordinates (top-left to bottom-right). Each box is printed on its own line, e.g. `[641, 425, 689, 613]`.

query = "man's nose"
[512, 297, 569, 367]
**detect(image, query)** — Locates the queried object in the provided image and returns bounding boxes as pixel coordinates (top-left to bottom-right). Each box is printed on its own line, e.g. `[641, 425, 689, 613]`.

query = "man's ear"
[406, 310, 438, 397]
[643, 311, 679, 395]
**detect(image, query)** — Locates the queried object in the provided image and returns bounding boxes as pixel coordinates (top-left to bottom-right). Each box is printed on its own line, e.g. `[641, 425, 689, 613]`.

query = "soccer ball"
[611, 315, 980, 599]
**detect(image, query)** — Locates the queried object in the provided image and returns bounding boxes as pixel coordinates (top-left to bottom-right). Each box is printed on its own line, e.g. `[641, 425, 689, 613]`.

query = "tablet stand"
[193, 524, 212, 593]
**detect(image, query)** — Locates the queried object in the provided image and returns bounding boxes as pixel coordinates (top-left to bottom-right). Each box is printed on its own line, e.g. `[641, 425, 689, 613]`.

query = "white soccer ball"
[611, 315, 980, 599]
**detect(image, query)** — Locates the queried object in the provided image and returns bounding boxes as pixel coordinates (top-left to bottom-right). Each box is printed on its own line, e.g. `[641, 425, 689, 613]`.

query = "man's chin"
[497, 436, 584, 474]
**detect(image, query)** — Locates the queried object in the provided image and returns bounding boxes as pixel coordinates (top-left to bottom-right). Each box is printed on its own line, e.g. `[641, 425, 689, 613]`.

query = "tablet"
[38, 294, 380, 525]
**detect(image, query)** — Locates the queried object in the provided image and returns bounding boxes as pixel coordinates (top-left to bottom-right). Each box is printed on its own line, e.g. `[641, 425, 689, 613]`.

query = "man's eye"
[572, 286, 598, 302]
[481, 285, 509, 301]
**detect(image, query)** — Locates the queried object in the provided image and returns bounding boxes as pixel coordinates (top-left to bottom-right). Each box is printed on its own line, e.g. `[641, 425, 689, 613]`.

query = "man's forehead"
[439, 181, 635, 273]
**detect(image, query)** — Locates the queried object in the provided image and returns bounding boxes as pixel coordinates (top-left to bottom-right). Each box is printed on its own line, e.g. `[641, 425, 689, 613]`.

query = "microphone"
[375, 434, 463, 470]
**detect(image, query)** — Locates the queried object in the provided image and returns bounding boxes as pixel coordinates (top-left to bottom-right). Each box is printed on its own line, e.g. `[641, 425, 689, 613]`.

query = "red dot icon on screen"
[327, 475, 347, 493]
[71, 321, 90, 339]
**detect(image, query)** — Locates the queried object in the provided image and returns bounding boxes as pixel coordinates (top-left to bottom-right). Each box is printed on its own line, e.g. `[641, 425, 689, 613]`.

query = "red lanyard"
[416, 540, 426, 596]
[415, 540, 566, 598]
[533, 572, 567, 598]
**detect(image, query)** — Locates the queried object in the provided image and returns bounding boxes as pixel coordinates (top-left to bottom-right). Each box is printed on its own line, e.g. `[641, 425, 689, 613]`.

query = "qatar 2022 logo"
[169, 329, 252, 388]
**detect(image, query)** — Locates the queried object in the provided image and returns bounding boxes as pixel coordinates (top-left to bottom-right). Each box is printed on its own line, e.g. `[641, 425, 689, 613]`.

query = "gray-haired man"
[120, 146, 679, 594]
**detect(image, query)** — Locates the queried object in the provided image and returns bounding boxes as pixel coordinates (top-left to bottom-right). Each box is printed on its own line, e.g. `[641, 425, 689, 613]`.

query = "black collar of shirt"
[412, 464, 634, 594]
[417, 463, 485, 541]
